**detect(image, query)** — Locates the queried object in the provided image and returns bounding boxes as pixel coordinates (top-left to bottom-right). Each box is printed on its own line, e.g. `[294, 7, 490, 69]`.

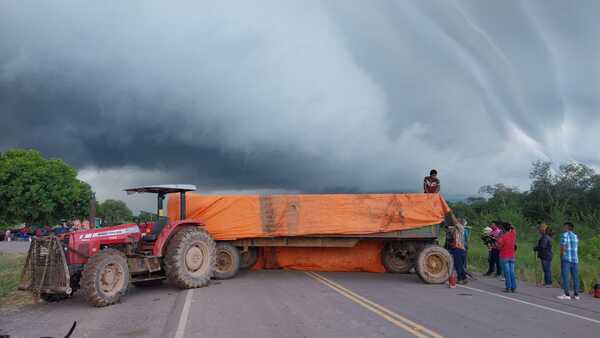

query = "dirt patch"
[0, 290, 36, 313]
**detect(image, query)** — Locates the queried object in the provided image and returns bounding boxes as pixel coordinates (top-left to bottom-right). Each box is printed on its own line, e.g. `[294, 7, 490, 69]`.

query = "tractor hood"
[74, 223, 141, 242]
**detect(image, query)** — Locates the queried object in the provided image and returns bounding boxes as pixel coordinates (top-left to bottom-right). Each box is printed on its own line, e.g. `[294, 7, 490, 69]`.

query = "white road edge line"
[459, 285, 600, 325]
[174, 289, 194, 338]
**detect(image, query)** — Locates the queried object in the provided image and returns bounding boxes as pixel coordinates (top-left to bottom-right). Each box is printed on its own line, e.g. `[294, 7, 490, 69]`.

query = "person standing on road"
[448, 216, 467, 284]
[461, 219, 472, 273]
[497, 223, 517, 292]
[533, 223, 553, 287]
[485, 222, 502, 277]
[423, 169, 440, 193]
[558, 222, 580, 300]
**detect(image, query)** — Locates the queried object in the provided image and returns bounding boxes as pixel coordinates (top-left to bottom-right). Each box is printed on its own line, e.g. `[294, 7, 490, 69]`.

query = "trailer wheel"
[81, 249, 129, 307]
[214, 243, 241, 279]
[416, 245, 452, 284]
[239, 247, 259, 269]
[381, 243, 413, 273]
[164, 227, 216, 288]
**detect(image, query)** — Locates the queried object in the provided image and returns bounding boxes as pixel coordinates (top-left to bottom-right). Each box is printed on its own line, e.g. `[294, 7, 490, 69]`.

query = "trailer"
[168, 192, 454, 284]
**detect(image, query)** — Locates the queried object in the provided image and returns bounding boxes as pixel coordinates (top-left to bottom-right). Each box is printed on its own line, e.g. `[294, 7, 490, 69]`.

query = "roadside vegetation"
[0, 253, 27, 304]
[452, 161, 600, 292]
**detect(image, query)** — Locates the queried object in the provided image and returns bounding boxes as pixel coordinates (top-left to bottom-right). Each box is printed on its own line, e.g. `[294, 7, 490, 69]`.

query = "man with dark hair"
[447, 215, 467, 284]
[424, 169, 440, 193]
[558, 222, 580, 300]
[497, 222, 517, 292]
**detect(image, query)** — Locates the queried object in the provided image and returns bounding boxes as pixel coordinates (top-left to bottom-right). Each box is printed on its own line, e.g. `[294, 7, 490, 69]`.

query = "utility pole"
[89, 192, 96, 228]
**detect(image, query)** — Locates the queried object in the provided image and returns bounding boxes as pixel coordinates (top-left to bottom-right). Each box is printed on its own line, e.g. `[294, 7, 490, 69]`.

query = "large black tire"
[239, 247, 259, 269]
[80, 249, 130, 307]
[416, 245, 452, 284]
[381, 243, 413, 273]
[214, 242, 241, 280]
[164, 227, 216, 288]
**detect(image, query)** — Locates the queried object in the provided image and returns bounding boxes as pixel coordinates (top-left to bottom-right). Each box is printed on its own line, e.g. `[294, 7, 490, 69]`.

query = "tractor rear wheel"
[381, 243, 413, 273]
[239, 247, 259, 269]
[415, 245, 452, 284]
[215, 243, 240, 279]
[80, 249, 129, 307]
[164, 227, 216, 288]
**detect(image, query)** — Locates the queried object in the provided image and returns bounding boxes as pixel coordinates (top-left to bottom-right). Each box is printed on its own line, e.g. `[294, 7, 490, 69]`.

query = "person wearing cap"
[484, 222, 502, 277]
[533, 223, 553, 287]
[423, 169, 440, 193]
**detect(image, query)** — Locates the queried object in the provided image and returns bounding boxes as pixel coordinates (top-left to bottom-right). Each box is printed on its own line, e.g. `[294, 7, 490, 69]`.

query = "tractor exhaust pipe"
[180, 191, 186, 220]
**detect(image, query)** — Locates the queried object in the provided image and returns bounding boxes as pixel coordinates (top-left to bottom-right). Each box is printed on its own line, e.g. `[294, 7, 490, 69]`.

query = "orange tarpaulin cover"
[168, 193, 450, 240]
[168, 193, 450, 272]
[253, 241, 387, 273]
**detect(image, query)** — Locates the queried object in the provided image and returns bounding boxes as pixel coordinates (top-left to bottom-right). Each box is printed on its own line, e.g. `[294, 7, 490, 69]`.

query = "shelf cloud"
[1, 0, 599, 208]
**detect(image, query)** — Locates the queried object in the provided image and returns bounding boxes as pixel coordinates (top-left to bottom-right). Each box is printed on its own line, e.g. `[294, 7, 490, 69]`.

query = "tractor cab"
[125, 184, 196, 242]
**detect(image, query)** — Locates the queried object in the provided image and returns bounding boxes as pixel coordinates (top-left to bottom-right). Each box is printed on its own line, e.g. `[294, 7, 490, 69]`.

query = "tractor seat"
[141, 234, 158, 242]
[141, 216, 169, 242]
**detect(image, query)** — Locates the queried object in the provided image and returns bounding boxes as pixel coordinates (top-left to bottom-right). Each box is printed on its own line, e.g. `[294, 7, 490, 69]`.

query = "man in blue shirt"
[557, 222, 579, 300]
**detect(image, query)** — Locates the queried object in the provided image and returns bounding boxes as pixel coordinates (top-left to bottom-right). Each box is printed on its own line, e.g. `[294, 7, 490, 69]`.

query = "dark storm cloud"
[1, 0, 599, 203]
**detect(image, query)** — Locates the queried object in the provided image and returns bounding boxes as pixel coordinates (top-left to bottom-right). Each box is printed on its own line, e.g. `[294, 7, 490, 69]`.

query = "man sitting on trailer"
[424, 169, 440, 193]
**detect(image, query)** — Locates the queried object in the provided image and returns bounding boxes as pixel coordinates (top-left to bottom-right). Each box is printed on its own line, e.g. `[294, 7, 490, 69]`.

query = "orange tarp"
[253, 241, 387, 273]
[168, 193, 450, 240]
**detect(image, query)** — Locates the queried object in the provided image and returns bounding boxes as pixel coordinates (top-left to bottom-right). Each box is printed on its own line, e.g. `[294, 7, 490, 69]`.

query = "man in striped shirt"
[557, 222, 580, 300]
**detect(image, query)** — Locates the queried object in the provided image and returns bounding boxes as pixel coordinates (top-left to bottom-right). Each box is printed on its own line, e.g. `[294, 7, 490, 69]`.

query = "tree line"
[452, 161, 600, 231]
[0, 149, 152, 228]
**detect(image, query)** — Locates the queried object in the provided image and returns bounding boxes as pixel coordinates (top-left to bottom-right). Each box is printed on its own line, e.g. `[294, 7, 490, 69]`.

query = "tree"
[0, 149, 93, 226]
[137, 210, 156, 223]
[98, 199, 133, 226]
[525, 161, 597, 220]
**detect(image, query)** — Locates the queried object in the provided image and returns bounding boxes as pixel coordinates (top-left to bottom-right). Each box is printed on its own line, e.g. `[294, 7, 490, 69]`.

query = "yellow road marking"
[305, 272, 443, 338]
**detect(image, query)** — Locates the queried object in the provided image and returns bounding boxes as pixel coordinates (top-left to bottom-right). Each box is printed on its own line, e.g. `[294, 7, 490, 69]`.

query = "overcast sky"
[1, 0, 599, 212]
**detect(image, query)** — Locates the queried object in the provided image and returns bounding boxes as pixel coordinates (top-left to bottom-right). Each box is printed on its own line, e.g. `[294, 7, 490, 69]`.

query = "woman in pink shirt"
[496, 223, 517, 292]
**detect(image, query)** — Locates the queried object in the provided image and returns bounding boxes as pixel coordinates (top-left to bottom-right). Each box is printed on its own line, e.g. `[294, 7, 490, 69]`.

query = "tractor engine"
[19, 224, 142, 301]
[66, 224, 142, 265]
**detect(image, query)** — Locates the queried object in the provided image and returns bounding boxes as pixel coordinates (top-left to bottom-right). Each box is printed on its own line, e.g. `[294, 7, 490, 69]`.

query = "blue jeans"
[541, 259, 552, 285]
[449, 248, 466, 281]
[501, 258, 516, 291]
[561, 260, 580, 296]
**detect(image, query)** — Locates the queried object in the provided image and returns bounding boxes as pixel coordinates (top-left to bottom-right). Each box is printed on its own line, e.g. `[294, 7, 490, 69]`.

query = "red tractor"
[19, 185, 217, 307]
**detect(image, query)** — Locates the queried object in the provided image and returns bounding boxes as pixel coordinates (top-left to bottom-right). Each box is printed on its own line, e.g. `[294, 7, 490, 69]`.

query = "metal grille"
[19, 236, 70, 295]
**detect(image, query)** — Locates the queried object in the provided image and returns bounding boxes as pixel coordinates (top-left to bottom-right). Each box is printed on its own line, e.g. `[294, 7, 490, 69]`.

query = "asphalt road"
[1, 270, 599, 338]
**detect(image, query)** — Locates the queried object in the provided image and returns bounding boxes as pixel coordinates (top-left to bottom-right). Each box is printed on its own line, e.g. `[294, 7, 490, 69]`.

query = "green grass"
[0, 252, 26, 299]
[462, 226, 600, 293]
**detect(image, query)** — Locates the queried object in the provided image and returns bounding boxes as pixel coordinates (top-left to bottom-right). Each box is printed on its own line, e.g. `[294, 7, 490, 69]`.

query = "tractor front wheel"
[214, 242, 240, 279]
[164, 227, 216, 288]
[80, 249, 130, 307]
